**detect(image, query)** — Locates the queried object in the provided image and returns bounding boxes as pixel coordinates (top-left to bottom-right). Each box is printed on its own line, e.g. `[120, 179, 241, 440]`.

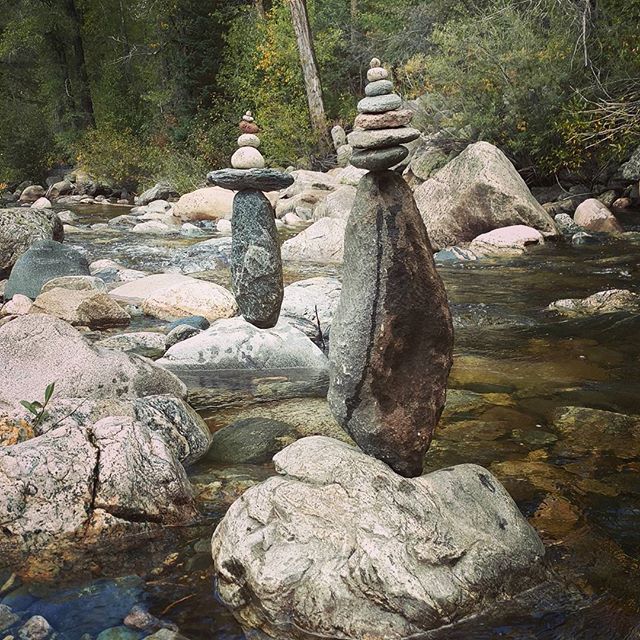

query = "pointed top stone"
[370, 57, 381, 68]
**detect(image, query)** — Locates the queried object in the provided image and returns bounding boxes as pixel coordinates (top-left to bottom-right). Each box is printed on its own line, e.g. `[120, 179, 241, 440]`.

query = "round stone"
[367, 67, 389, 82]
[231, 147, 265, 169]
[354, 109, 414, 130]
[243, 111, 254, 122]
[365, 79, 393, 97]
[350, 145, 409, 171]
[207, 169, 294, 192]
[240, 121, 260, 134]
[347, 127, 421, 150]
[357, 94, 402, 114]
[370, 57, 381, 68]
[238, 134, 260, 148]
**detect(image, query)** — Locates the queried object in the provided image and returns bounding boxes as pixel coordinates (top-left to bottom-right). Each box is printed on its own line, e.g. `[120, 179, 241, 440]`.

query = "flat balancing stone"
[350, 146, 409, 171]
[347, 127, 420, 150]
[208, 169, 294, 192]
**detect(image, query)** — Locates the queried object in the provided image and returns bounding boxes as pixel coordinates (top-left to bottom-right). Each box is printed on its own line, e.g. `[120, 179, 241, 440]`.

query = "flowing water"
[4, 203, 640, 639]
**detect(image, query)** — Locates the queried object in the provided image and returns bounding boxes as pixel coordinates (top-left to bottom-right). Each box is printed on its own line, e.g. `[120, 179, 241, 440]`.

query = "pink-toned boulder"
[469, 225, 544, 256]
[574, 198, 623, 233]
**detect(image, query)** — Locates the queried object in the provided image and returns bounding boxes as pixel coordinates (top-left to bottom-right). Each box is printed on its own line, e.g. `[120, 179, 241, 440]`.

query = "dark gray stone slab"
[350, 145, 409, 171]
[328, 171, 454, 477]
[231, 190, 284, 328]
[208, 169, 294, 192]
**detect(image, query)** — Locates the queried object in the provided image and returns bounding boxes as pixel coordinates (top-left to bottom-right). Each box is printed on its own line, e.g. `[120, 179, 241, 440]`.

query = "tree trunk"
[255, 0, 266, 19]
[287, 0, 329, 147]
[350, 0, 357, 44]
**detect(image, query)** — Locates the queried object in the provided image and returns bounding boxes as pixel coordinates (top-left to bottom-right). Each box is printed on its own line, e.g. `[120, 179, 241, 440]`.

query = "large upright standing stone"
[208, 112, 293, 329]
[329, 59, 453, 477]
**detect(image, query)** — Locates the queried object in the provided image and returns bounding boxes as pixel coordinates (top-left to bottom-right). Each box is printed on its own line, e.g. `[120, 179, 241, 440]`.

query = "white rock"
[216, 219, 232, 236]
[237, 134, 260, 148]
[1, 294, 32, 316]
[147, 199, 173, 212]
[132, 220, 175, 234]
[367, 66, 389, 82]
[281, 218, 346, 264]
[231, 147, 265, 169]
[469, 225, 544, 256]
[281, 277, 341, 332]
[172, 187, 235, 221]
[30, 197, 52, 209]
[283, 212, 304, 226]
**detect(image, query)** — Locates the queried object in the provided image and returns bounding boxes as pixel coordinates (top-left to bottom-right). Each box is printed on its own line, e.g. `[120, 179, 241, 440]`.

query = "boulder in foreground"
[211, 436, 545, 640]
[413, 142, 557, 251]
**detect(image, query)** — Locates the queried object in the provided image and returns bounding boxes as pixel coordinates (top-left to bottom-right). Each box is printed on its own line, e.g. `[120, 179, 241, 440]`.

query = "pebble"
[347, 127, 420, 150]
[354, 109, 414, 131]
[357, 94, 402, 114]
[365, 79, 393, 97]
[367, 66, 389, 82]
[350, 145, 409, 171]
[237, 134, 260, 148]
[242, 111, 254, 122]
[231, 147, 265, 169]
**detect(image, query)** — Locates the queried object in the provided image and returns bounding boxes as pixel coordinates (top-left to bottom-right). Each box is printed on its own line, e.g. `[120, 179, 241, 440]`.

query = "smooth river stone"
[328, 171, 453, 477]
[348, 127, 420, 150]
[239, 121, 260, 134]
[365, 79, 393, 97]
[367, 66, 389, 82]
[350, 146, 408, 171]
[238, 134, 260, 148]
[357, 94, 402, 114]
[231, 147, 265, 169]
[208, 169, 294, 192]
[354, 109, 413, 130]
[231, 189, 283, 328]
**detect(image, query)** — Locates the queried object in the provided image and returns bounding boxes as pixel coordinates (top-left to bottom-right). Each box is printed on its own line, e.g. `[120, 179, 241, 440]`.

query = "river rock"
[547, 289, 640, 316]
[211, 436, 545, 640]
[347, 127, 420, 149]
[312, 185, 356, 220]
[135, 182, 178, 206]
[207, 168, 293, 192]
[365, 79, 393, 96]
[281, 218, 346, 264]
[620, 145, 640, 181]
[367, 65, 388, 82]
[357, 93, 402, 114]
[18, 185, 45, 203]
[469, 225, 545, 256]
[96, 331, 167, 358]
[239, 121, 259, 135]
[350, 145, 409, 171]
[231, 147, 265, 170]
[330, 125, 347, 149]
[0, 208, 64, 277]
[337, 165, 368, 186]
[1, 294, 32, 316]
[167, 315, 210, 331]
[328, 171, 453, 477]
[31, 197, 52, 209]
[165, 324, 200, 349]
[230, 190, 283, 328]
[157, 317, 327, 373]
[354, 108, 413, 130]
[414, 142, 558, 251]
[573, 198, 623, 233]
[30, 288, 131, 329]
[18, 615, 52, 640]
[0, 315, 185, 414]
[5, 240, 89, 300]
[282, 170, 338, 198]
[336, 143, 353, 167]
[281, 277, 341, 337]
[554, 213, 583, 236]
[172, 187, 235, 221]
[41, 275, 107, 294]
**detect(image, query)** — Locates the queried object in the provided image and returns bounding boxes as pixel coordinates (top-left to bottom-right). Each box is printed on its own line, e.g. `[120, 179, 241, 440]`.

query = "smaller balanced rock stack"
[348, 58, 420, 171]
[208, 112, 293, 329]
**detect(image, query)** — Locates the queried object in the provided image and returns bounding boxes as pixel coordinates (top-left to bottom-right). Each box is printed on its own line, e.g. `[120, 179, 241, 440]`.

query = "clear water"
[4, 203, 640, 639]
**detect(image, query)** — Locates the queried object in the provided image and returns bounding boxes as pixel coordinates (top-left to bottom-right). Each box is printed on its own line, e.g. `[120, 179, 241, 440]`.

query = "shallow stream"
[4, 203, 640, 639]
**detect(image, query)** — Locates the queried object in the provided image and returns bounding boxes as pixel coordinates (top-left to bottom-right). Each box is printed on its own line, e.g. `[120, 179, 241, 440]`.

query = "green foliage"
[21, 382, 55, 428]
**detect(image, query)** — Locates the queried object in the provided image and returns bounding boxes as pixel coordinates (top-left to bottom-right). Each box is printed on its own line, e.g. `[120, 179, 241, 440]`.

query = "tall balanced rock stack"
[348, 58, 421, 171]
[208, 112, 293, 328]
[328, 59, 454, 477]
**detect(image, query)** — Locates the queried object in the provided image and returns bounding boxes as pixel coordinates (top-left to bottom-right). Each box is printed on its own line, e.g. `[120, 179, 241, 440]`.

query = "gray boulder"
[0, 315, 185, 414]
[6, 240, 89, 300]
[328, 171, 453, 477]
[620, 145, 640, 181]
[135, 182, 178, 206]
[211, 436, 545, 640]
[18, 185, 45, 203]
[0, 208, 64, 277]
[547, 289, 640, 316]
[231, 190, 283, 328]
[165, 324, 201, 349]
[281, 218, 346, 264]
[312, 185, 356, 221]
[414, 142, 558, 251]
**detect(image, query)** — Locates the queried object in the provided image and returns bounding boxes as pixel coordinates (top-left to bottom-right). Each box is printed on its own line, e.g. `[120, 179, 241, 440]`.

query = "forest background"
[0, 0, 638, 193]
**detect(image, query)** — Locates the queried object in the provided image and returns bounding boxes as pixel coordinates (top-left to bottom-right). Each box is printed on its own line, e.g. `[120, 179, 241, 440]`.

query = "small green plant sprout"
[20, 382, 55, 428]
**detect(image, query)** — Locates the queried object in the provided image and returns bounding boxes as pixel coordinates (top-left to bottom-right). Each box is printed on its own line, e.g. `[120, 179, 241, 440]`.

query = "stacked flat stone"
[348, 58, 420, 171]
[207, 112, 293, 329]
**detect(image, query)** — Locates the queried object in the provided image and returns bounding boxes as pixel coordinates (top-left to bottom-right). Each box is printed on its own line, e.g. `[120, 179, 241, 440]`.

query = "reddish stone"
[239, 121, 260, 134]
[354, 109, 413, 131]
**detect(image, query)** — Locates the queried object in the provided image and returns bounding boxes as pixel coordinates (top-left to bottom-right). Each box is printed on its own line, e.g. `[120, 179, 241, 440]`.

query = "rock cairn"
[348, 58, 420, 171]
[208, 112, 293, 329]
[328, 60, 454, 477]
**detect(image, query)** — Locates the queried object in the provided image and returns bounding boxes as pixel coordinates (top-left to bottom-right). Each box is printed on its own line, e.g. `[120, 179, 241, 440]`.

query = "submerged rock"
[469, 225, 545, 256]
[547, 289, 640, 316]
[328, 171, 453, 477]
[211, 436, 545, 640]
[231, 190, 283, 328]
[414, 142, 558, 251]
[96, 331, 166, 358]
[573, 198, 623, 234]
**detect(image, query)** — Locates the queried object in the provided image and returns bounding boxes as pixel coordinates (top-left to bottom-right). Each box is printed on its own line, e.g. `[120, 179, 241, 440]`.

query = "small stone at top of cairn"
[347, 58, 420, 171]
[232, 111, 266, 170]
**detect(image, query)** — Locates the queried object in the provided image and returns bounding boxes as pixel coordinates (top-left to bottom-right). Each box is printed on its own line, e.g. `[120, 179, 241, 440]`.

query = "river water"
[4, 203, 640, 639]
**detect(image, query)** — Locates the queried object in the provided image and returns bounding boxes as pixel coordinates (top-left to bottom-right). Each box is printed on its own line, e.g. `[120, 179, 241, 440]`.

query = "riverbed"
[3, 202, 640, 639]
